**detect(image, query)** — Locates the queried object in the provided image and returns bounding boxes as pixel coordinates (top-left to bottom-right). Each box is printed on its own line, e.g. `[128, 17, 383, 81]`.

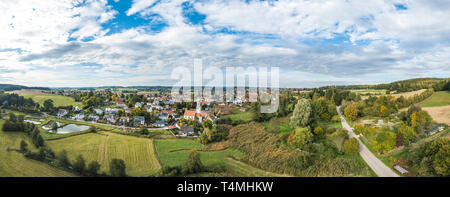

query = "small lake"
[56, 124, 90, 134]
[24, 120, 41, 124]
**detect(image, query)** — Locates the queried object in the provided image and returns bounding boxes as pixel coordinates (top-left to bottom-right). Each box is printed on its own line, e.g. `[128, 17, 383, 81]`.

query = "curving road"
[336, 106, 399, 177]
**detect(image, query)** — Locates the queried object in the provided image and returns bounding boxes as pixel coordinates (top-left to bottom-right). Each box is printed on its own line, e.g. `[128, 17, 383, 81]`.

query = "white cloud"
[0, 0, 449, 87]
[126, 0, 158, 16]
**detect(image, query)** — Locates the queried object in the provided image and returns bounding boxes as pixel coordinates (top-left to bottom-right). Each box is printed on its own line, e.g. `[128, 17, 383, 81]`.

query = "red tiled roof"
[184, 110, 196, 117]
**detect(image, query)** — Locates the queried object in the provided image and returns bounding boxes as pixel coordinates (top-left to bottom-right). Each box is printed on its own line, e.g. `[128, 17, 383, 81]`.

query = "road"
[336, 106, 399, 177]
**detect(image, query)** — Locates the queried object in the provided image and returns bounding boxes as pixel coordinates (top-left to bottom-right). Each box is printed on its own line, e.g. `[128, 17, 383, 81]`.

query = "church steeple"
[196, 98, 201, 114]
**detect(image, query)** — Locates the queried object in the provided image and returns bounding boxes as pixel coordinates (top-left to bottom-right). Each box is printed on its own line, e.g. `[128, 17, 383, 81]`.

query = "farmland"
[0, 120, 74, 177]
[418, 91, 450, 107]
[10, 89, 82, 107]
[221, 108, 254, 124]
[47, 132, 161, 176]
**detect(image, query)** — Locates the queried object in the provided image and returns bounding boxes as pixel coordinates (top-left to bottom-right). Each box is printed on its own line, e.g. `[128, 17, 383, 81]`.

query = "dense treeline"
[2, 113, 44, 147]
[328, 78, 447, 93]
[406, 137, 449, 176]
[343, 89, 434, 120]
[432, 79, 450, 91]
[0, 85, 49, 91]
[0, 93, 39, 113]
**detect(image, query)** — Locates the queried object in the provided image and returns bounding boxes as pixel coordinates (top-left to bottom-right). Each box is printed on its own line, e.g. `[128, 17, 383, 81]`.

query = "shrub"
[342, 138, 360, 155]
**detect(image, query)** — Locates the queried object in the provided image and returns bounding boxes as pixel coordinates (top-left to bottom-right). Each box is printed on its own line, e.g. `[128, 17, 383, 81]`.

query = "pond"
[56, 124, 90, 134]
[24, 120, 41, 124]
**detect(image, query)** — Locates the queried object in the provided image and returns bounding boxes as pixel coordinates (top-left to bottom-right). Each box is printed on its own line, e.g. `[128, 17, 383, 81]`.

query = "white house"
[57, 109, 69, 118]
[94, 109, 103, 115]
[75, 113, 84, 120]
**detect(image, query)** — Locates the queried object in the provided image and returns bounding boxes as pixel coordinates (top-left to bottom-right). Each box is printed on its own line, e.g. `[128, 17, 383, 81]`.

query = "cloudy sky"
[0, 0, 449, 88]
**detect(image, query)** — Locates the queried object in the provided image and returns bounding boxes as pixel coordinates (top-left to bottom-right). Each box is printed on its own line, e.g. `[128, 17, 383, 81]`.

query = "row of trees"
[0, 93, 39, 113]
[342, 89, 434, 120]
[2, 113, 44, 147]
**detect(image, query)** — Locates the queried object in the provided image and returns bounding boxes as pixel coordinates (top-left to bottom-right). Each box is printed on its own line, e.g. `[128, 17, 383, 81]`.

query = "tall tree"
[110, 159, 127, 177]
[290, 99, 313, 127]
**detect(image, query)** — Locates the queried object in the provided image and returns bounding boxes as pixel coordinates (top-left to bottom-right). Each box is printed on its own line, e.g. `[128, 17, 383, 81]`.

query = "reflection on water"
[56, 124, 90, 134]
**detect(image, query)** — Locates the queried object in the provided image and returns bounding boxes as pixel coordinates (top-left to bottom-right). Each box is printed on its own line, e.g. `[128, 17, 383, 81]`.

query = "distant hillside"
[331, 78, 449, 93]
[0, 84, 50, 92]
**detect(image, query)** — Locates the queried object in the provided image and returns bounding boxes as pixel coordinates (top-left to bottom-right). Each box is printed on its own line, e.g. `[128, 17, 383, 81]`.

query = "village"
[51, 89, 250, 137]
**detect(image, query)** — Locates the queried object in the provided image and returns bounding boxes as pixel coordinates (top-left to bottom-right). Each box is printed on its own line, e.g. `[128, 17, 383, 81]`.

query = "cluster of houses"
[55, 94, 217, 137]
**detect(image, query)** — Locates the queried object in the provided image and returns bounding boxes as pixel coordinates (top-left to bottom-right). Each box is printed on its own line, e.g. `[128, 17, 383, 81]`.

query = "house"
[124, 107, 131, 114]
[94, 109, 103, 115]
[104, 115, 117, 123]
[429, 125, 445, 135]
[158, 113, 170, 120]
[105, 108, 118, 114]
[116, 101, 125, 108]
[183, 110, 196, 120]
[74, 106, 82, 111]
[88, 115, 99, 122]
[179, 125, 194, 136]
[134, 116, 145, 126]
[135, 102, 143, 108]
[57, 109, 69, 118]
[75, 113, 84, 120]
[119, 116, 130, 123]
[153, 120, 167, 127]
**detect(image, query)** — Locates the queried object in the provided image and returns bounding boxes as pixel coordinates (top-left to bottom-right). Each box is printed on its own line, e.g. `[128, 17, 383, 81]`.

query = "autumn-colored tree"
[313, 126, 325, 136]
[410, 111, 432, 132]
[343, 138, 360, 155]
[353, 124, 365, 135]
[287, 127, 313, 149]
[344, 102, 358, 121]
[372, 131, 396, 154]
[398, 123, 416, 144]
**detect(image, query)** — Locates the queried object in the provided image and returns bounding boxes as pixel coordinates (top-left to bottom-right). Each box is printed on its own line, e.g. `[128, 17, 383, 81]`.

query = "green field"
[0, 120, 74, 177]
[221, 109, 253, 124]
[47, 132, 161, 176]
[154, 139, 284, 177]
[22, 94, 82, 107]
[418, 91, 450, 107]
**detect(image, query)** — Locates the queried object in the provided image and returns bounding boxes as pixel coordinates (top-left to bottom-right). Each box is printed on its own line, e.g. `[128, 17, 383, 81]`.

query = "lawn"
[47, 132, 161, 176]
[22, 94, 82, 107]
[221, 109, 254, 124]
[418, 91, 450, 107]
[0, 120, 74, 177]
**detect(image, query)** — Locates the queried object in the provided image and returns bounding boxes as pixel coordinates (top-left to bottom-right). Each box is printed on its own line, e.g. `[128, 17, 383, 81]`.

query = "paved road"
[336, 106, 399, 177]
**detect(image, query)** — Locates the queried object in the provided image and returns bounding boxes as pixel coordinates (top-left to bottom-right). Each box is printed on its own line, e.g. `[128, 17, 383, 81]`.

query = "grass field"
[21, 94, 82, 107]
[0, 120, 74, 177]
[418, 91, 450, 107]
[47, 132, 161, 176]
[154, 139, 285, 177]
[221, 109, 253, 124]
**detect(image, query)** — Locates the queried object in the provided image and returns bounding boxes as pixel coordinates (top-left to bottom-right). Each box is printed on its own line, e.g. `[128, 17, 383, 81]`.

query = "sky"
[0, 0, 449, 88]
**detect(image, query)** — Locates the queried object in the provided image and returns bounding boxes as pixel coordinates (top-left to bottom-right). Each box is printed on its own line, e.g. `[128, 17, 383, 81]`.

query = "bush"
[287, 127, 313, 149]
[342, 138, 360, 155]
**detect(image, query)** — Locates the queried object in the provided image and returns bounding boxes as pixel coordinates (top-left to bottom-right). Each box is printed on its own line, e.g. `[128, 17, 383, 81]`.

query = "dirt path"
[99, 134, 110, 165]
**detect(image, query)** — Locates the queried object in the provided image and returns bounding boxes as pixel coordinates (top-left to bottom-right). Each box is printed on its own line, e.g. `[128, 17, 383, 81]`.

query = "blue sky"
[0, 0, 449, 88]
